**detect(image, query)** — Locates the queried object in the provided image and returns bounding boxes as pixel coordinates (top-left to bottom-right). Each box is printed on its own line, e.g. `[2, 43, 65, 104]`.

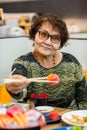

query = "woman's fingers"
[6, 74, 30, 93]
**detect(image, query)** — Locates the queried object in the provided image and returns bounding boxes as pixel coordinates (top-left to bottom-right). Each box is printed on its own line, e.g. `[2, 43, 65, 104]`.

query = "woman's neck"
[33, 51, 62, 68]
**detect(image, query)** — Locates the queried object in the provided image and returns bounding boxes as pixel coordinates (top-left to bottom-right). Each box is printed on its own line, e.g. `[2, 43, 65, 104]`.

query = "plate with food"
[0, 103, 45, 130]
[62, 110, 87, 127]
[35, 107, 61, 124]
[45, 110, 61, 124]
[2, 101, 34, 111]
[45, 115, 61, 124]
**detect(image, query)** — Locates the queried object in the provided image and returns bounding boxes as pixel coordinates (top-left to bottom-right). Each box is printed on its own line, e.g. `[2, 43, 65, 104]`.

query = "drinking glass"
[0, 83, 12, 104]
[84, 70, 87, 82]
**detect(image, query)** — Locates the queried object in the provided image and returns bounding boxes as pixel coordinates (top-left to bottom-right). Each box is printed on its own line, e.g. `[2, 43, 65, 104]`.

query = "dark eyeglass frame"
[37, 30, 61, 44]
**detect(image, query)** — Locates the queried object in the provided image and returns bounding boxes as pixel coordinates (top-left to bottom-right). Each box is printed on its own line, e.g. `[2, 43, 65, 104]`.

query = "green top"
[10, 52, 87, 110]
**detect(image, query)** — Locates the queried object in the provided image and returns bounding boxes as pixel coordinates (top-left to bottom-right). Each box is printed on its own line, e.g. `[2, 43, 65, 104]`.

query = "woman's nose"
[45, 37, 52, 45]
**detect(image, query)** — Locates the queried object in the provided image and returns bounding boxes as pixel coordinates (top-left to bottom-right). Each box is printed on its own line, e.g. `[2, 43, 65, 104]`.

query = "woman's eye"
[52, 36, 60, 41]
[41, 32, 48, 38]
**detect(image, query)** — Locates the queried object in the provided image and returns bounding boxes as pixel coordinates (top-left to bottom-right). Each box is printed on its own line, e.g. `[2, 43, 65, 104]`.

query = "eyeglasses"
[37, 30, 60, 44]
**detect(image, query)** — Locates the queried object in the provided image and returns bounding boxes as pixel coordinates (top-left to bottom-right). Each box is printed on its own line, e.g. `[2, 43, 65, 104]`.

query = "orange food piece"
[12, 113, 28, 127]
[71, 114, 80, 119]
[48, 74, 57, 80]
[47, 73, 60, 86]
[0, 114, 12, 127]
[50, 110, 60, 120]
[77, 119, 84, 124]
[17, 112, 29, 126]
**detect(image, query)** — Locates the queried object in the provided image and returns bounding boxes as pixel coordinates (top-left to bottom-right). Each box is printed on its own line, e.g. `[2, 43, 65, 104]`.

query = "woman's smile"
[40, 44, 52, 50]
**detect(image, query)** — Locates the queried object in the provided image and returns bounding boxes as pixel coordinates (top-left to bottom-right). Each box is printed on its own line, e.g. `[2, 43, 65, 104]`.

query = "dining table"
[41, 107, 72, 130]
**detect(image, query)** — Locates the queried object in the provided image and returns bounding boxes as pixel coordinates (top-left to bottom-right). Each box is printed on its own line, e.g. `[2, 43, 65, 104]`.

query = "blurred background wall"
[0, 0, 87, 79]
[0, 0, 87, 18]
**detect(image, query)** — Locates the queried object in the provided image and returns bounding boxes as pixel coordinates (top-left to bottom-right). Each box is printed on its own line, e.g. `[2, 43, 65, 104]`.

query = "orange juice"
[0, 84, 11, 104]
[84, 70, 87, 82]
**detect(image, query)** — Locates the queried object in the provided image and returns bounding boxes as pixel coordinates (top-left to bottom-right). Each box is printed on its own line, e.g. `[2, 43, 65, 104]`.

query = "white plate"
[0, 107, 7, 114]
[0, 102, 29, 114]
[62, 110, 87, 127]
[2, 102, 30, 111]
[35, 106, 54, 113]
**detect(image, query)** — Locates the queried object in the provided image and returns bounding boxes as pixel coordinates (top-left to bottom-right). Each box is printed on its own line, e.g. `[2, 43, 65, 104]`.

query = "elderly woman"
[6, 13, 87, 110]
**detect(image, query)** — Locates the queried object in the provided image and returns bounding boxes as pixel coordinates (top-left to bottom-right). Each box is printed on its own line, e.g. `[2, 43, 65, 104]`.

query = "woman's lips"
[40, 45, 52, 50]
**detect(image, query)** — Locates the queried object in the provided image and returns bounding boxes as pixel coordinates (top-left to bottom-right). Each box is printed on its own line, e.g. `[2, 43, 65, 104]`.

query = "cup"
[84, 70, 87, 82]
[30, 93, 48, 106]
[0, 84, 12, 104]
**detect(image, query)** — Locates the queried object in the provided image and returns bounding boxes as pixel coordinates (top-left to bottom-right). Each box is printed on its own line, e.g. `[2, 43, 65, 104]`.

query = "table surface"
[41, 107, 72, 130]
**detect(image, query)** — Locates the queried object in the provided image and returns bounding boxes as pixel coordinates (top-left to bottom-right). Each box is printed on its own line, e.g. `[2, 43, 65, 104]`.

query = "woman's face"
[34, 22, 61, 56]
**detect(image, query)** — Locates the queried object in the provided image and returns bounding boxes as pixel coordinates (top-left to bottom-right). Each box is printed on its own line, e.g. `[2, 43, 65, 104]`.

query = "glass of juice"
[84, 70, 87, 82]
[0, 83, 12, 104]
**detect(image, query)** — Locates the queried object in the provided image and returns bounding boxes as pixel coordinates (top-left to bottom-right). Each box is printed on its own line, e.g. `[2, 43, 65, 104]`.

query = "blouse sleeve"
[8, 58, 28, 101]
[75, 63, 87, 109]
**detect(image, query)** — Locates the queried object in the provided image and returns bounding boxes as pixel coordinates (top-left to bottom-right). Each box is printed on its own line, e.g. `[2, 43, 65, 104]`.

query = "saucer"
[35, 106, 54, 114]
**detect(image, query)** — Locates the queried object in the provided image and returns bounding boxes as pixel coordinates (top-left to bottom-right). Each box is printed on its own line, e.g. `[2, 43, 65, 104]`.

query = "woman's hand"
[6, 74, 30, 94]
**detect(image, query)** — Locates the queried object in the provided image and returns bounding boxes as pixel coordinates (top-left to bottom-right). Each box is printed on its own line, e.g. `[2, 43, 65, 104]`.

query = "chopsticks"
[3, 77, 58, 84]
[3, 74, 59, 86]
